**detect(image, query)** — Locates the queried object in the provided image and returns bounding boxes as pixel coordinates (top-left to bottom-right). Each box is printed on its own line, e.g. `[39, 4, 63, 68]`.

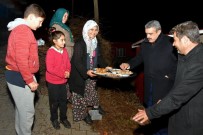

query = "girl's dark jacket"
[128, 33, 178, 106]
[146, 44, 203, 135]
[68, 38, 106, 97]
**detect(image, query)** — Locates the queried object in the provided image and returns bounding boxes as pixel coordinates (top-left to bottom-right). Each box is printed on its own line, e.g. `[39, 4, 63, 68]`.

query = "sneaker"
[60, 119, 71, 128]
[52, 120, 60, 130]
[93, 106, 106, 115]
[83, 114, 93, 125]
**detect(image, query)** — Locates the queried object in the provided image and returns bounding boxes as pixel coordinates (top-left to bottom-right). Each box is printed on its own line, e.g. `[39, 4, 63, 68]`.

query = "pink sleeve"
[46, 49, 65, 78]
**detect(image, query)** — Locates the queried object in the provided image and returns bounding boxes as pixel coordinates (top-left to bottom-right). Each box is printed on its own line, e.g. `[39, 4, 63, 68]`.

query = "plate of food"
[93, 68, 134, 78]
[93, 68, 108, 76]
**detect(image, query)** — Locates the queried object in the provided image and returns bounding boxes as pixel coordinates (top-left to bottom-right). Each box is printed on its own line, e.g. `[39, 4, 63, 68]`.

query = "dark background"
[33, 0, 203, 42]
[1, 0, 203, 42]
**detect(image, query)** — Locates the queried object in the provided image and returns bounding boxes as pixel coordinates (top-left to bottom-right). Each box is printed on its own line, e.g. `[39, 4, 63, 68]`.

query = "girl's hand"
[64, 71, 70, 78]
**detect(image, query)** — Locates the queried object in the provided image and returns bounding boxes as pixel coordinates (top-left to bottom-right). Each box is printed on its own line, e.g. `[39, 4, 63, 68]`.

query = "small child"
[45, 27, 71, 129]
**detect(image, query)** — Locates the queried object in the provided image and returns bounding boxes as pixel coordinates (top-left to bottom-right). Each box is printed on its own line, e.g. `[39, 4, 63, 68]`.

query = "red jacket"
[6, 25, 39, 84]
[46, 47, 71, 84]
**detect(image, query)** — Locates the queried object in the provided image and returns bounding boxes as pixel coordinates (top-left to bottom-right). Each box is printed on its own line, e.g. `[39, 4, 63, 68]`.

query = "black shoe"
[93, 106, 106, 115]
[52, 120, 60, 130]
[83, 114, 93, 125]
[60, 119, 71, 128]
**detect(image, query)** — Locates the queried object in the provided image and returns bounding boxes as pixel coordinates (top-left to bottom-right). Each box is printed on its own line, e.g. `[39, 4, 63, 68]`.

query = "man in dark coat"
[120, 20, 178, 135]
[133, 21, 203, 135]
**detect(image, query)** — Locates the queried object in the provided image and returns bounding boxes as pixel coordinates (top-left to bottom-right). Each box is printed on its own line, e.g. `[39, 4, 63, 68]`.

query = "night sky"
[3, 0, 203, 42]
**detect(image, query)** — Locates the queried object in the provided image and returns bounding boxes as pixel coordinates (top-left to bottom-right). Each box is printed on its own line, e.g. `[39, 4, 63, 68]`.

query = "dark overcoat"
[147, 44, 203, 135]
[69, 38, 106, 97]
[129, 33, 178, 106]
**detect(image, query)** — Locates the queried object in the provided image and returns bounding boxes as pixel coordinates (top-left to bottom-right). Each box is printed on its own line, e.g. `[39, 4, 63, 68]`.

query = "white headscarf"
[82, 20, 98, 59]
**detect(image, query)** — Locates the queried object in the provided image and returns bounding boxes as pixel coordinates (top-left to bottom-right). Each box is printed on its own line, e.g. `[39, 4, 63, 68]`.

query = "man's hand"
[120, 63, 130, 70]
[132, 109, 151, 125]
[28, 81, 39, 91]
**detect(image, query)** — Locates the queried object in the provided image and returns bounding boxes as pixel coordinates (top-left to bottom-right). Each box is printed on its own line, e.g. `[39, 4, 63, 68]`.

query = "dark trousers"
[47, 82, 67, 122]
[146, 83, 168, 135]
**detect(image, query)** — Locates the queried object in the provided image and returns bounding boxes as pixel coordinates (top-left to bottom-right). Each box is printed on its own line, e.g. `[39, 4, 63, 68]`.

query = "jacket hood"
[7, 18, 28, 31]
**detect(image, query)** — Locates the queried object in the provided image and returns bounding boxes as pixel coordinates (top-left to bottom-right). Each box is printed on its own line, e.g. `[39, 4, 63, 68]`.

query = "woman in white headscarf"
[69, 20, 107, 124]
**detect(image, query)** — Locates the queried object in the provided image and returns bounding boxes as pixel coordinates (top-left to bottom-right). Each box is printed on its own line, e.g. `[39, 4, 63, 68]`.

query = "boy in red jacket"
[5, 4, 46, 135]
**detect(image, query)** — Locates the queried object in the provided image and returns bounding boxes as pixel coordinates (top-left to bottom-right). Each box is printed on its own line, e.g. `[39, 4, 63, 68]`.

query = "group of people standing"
[4, 3, 203, 135]
[120, 19, 203, 135]
[5, 3, 106, 134]
[131, 20, 203, 135]
[47, 7, 106, 129]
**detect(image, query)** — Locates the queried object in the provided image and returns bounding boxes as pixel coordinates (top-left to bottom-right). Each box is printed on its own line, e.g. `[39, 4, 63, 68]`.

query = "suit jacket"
[129, 33, 178, 106]
[146, 44, 203, 135]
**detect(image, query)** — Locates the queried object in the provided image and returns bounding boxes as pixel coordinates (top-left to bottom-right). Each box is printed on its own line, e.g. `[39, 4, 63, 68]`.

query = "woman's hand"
[87, 70, 97, 77]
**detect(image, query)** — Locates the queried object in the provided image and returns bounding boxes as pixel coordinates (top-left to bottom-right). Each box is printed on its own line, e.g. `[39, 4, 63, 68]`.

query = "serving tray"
[93, 68, 134, 79]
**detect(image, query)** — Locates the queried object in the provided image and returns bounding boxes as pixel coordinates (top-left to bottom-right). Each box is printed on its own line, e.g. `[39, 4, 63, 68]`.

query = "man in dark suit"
[120, 20, 178, 135]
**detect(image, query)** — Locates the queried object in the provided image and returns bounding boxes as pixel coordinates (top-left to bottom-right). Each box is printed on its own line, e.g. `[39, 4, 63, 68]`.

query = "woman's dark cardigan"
[68, 38, 106, 97]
